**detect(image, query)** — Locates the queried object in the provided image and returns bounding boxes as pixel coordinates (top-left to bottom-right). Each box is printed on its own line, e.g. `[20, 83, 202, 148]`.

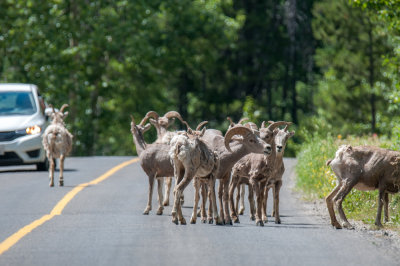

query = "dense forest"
[1, 0, 399, 156]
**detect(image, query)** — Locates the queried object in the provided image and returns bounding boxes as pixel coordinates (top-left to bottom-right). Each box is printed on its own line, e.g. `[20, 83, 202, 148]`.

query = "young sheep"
[326, 145, 400, 229]
[42, 104, 73, 187]
[261, 124, 295, 224]
[229, 121, 293, 226]
[169, 121, 221, 225]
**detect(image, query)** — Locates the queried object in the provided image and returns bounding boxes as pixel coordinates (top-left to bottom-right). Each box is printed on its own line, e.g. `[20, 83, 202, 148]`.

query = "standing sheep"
[326, 145, 400, 229]
[42, 104, 73, 187]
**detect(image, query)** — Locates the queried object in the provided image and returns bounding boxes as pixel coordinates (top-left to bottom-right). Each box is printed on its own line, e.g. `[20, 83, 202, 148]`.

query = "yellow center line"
[0, 157, 139, 255]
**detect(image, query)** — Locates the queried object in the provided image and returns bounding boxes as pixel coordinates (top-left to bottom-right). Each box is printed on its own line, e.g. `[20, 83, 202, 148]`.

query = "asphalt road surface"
[0, 157, 399, 266]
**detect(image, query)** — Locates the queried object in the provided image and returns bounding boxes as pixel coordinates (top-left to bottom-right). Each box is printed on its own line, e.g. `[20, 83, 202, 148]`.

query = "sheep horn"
[182, 120, 193, 132]
[139, 111, 159, 126]
[238, 117, 249, 124]
[261, 121, 266, 128]
[60, 104, 69, 113]
[49, 104, 55, 113]
[227, 117, 235, 127]
[164, 111, 185, 123]
[196, 121, 208, 131]
[130, 115, 136, 125]
[266, 121, 292, 132]
[224, 125, 253, 152]
[245, 122, 258, 131]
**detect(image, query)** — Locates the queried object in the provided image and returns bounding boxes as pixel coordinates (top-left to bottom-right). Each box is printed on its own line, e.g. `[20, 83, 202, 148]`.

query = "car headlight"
[26, 125, 42, 135]
[16, 125, 42, 136]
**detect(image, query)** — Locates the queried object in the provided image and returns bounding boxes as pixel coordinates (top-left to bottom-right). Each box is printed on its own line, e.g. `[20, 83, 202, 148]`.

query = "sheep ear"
[143, 123, 151, 132]
[289, 131, 295, 137]
[149, 118, 157, 125]
[199, 127, 206, 137]
[63, 111, 69, 118]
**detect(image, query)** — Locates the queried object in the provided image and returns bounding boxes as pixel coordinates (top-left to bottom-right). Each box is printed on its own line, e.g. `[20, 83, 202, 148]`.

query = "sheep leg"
[334, 179, 357, 229]
[190, 178, 200, 224]
[248, 183, 256, 221]
[207, 185, 214, 224]
[163, 176, 172, 206]
[59, 155, 64, 186]
[384, 192, 389, 223]
[218, 180, 225, 224]
[261, 182, 268, 222]
[375, 185, 386, 227]
[250, 179, 263, 226]
[228, 175, 240, 223]
[222, 177, 232, 225]
[326, 182, 342, 229]
[49, 156, 55, 187]
[209, 177, 223, 225]
[197, 182, 205, 217]
[200, 183, 208, 223]
[172, 170, 193, 225]
[143, 174, 155, 215]
[156, 178, 164, 215]
[273, 181, 282, 224]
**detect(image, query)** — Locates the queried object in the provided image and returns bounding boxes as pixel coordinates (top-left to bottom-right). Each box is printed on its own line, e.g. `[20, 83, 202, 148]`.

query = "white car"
[0, 83, 51, 170]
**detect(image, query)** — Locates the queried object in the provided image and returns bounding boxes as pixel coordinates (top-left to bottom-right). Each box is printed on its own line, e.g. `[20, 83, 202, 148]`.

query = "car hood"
[0, 113, 46, 132]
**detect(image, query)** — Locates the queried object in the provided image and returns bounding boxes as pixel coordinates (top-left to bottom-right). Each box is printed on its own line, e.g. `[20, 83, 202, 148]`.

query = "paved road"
[0, 157, 399, 266]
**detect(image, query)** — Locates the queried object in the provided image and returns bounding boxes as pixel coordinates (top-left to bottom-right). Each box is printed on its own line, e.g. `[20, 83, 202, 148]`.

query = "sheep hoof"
[374, 222, 383, 228]
[343, 222, 354, 230]
[180, 218, 186, 225]
[225, 219, 233, 226]
[163, 201, 169, 207]
[332, 222, 342, 229]
[143, 208, 150, 215]
[201, 218, 207, 223]
[172, 218, 179, 225]
[190, 219, 196, 224]
[59, 180, 64, 186]
[250, 216, 256, 221]
[232, 217, 240, 223]
[216, 218, 224, 226]
[156, 208, 163, 215]
[208, 218, 214, 224]
[256, 220, 264, 227]
[275, 219, 281, 224]
[238, 209, 244, 215]
[49, 183, 54, 187]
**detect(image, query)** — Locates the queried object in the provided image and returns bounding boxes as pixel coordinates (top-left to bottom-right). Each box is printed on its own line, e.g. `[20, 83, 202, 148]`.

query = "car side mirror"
[44, 107, 53, 121]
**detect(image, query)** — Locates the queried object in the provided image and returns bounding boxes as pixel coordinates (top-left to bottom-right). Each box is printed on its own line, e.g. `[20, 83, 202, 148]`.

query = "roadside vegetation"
[296, 129, 400, 228]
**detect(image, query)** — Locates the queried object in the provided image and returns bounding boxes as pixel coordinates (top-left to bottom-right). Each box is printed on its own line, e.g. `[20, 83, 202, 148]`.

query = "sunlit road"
[0, 157, 399, 266]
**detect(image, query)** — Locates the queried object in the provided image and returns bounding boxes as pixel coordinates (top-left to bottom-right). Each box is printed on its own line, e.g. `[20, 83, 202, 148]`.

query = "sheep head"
[130, 115, 151, 135]
[274, 123, 295, 153]
[49, 104, 69, 125]
[224, 125, 271, 155]
[183, 121, 208, 138]
[259, 121, 292, 144]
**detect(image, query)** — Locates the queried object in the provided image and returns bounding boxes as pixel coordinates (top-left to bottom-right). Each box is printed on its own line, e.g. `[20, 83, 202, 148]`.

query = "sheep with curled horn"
[228, 121, 294, 226]
[42, 104, 73, 187]
[169, 120, 222, 225]
[138, 110, 187, 206]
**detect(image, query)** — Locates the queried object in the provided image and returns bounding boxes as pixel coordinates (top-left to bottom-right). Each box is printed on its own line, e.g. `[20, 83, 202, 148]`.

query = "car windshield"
[0, 91, 37, 116]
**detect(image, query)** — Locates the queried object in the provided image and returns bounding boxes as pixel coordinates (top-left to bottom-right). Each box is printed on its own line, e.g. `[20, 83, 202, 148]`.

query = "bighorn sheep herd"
[131, 110, 295, 226]
[41, 105, 398, 230]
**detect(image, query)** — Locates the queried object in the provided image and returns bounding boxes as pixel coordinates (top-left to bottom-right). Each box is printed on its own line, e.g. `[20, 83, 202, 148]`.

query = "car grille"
[0, 152, 23, 166]
[0, 131, 25, 142]
[27, 149, 40, 158]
